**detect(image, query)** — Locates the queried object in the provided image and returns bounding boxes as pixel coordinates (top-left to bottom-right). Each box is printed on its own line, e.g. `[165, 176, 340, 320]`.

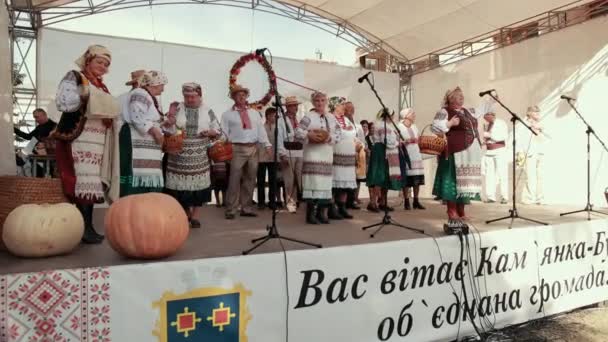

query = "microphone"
[358, 72, 372, 84]
[478, 89, 495, 97]
[255, 48, 268, 56]
[560, 95, 576, 101]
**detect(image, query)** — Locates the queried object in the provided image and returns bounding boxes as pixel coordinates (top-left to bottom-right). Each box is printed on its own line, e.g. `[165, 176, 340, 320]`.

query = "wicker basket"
[418, 125, 447, 156]
[163, 130, 185, 154]
[208, 141, 233, 162]
[0, 176, 68, 250]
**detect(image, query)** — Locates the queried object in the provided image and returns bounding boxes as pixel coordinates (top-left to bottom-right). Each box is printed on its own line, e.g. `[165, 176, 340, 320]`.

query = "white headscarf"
[138, 70, 168, 87]
[74, 45, 112, 70]
[399, 108, 414, 120]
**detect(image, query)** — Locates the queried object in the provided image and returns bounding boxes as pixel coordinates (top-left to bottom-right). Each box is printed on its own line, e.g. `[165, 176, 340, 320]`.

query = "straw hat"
[229, 84, 250, 97]
[283, 96, 301, 106]
[125, 70, 145, 86]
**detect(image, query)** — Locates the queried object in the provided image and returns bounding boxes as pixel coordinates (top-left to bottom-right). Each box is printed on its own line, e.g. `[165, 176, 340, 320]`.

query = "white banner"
[2, 219, 608, 341]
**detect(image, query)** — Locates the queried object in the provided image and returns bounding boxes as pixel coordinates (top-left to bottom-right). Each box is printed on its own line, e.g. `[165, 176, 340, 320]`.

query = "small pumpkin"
[2, 203, 84, 258]
[104, 193, 189, 259]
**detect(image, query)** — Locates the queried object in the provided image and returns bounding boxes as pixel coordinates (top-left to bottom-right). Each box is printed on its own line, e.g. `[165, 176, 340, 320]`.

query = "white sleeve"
[277, 118, 288, 157]
[295, 115, 311, 144]
[431, 109, 449, 134]
[128, 91, 158, 135]
[386, 127, 398, 149]
[208, 109, 221, 134]
[328, 115, 341, 145]
[55, 72, 82, 113]
[256, 113, 271, 147]
[220, 112, 231, 141]
[490, 120, 509, 142]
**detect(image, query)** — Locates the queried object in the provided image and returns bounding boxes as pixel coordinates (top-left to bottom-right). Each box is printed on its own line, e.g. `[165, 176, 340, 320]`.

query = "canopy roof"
[10, 0, 594, 60]
[280, 0, 596, 60]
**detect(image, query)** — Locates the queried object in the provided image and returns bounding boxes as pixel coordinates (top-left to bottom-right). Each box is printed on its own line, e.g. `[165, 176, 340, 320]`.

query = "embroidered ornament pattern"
[0, 268, 111, 342]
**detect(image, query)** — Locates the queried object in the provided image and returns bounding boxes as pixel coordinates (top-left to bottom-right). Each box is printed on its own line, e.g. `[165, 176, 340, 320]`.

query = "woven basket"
[162, 130, 185, 154]
[418, 125, 446, 156]
[0, 176, 68, 250]
[208, 141, 233, 162]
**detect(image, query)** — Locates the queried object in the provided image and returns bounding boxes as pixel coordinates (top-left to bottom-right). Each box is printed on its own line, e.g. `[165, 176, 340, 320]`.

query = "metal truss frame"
[408, 0, 608, 75]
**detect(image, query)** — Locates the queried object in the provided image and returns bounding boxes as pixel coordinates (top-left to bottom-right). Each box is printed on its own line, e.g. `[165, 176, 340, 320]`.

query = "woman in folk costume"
[399, 108, 426, 210]
[328, 96, 358, 220]
[165, 83, 219, 228]
[119, 70, 176, 197]
[53, 45, 120, 244]
[367, 110, 402, 212]
[432, 87, 494, 221]
[296, 92, 342, 224]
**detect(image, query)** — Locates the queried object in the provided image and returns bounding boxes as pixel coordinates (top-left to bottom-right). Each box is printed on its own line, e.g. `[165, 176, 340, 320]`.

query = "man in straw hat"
[221, 85, 272, 219]
[481, 110, 509, 204]
[517, 105, 546, 205]
[277, 95, 304, 213]
[431, 86, 494, 223]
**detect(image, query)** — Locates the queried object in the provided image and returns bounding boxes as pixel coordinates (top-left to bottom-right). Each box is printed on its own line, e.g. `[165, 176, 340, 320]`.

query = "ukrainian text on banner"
[287, 219, 608, 342]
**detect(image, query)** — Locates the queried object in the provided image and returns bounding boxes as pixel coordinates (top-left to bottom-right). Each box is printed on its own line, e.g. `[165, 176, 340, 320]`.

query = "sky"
[51, 4, 358, 66]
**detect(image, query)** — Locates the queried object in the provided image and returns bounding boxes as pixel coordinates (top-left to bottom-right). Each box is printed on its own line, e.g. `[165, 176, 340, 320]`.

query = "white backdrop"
[412, 16, 608, 207]
[37, 28, 399, 123]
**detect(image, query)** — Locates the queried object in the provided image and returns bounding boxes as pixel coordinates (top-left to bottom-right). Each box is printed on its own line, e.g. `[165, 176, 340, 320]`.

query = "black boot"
[306, 201, 319, 225]
[78, 204, 104, 244]
[328, 203, 343, 220]
[316, 204, 330, 224]
[413, 198, 426, 210]
[338, 202, 353, 219]
[346, 190, 360, 210]
[403, 198, 411, 210]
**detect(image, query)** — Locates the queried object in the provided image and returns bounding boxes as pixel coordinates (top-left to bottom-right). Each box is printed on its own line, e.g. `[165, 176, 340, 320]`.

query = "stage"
[2, 199, 608, 341]
[1, 199, 605, 275]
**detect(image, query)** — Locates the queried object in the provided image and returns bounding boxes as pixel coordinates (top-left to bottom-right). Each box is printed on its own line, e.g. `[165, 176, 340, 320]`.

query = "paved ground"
[496, 305, 608, 342]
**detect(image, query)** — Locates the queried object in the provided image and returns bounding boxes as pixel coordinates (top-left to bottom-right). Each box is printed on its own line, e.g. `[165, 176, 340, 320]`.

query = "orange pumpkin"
[104, 193, 189, 259]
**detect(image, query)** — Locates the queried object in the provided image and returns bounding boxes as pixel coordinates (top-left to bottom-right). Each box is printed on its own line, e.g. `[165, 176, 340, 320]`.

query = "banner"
[2, 219, 608, 341]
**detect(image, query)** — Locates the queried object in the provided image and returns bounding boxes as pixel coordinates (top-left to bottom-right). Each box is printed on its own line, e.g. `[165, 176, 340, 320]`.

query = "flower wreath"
[229, 52, 277, 110]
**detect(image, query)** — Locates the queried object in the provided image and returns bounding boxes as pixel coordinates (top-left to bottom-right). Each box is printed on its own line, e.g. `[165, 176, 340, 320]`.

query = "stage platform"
[2, 199, 605, 275]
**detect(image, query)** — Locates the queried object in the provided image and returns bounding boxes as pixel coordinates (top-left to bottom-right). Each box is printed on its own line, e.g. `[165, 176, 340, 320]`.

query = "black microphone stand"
[359, 74, 424, 238]
[484, 92, 548, 227]
[243, 50, 321, 255]
[560, 99, 608, 221]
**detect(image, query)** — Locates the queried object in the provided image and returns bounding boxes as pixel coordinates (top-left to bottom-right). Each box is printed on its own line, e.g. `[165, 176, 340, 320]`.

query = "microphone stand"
[359, 74, 424, 238]
[484, 92, 548, 227]
[243, 51, 321, 254]
[560, 99, 608, 220]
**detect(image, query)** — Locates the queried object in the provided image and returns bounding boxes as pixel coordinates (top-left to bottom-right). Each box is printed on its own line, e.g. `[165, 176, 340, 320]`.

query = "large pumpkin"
[2, 203, 84, 258]
[105, 193, 189, 259]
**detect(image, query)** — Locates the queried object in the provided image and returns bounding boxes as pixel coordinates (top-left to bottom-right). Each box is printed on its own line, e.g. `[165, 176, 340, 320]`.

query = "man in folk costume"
[120, 70, 176, 196]
[221, 85, 272, 220]
[328, 96, 358, 220]
[257, 107, 281, 209]
[277, 96, 304, 213]
[296, 91, 342, 224]
[432, 87, 494, 221]
[345, 101, 364, 209]
[517, 105, 547, 205]
[481, 111, 509, 204]
[165, 82, 219, 228]
[52, 45, 120, 244]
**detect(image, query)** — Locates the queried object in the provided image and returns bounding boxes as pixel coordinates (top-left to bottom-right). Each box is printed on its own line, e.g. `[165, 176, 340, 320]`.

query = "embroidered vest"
[445, 107, 479, 155]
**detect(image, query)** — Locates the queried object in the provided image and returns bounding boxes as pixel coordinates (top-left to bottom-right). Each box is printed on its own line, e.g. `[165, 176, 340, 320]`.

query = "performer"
[329, 96, 357, 220]
[399, 108, 426, 210]
[165, 82, 219, 228]
[296, 91, 341, 224]
[277, 96, 304, 214]
[52, 45, 119, 244]
[119, 70, 176, 197]
[221, 85, 271, 220]
[367, 110, 402, 212]
[432, 86, 494, 221]
[481, 111, 509, 204]
[345, 101, 364, 209]
[257, 107, 280, 209]
[518, 105, 546, 205]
